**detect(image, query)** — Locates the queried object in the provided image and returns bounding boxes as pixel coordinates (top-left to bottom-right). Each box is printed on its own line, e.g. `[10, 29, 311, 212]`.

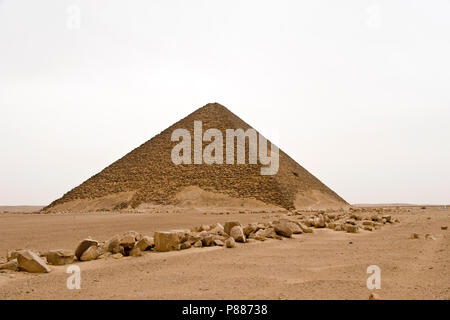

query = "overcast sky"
[1, 0, 449, 206]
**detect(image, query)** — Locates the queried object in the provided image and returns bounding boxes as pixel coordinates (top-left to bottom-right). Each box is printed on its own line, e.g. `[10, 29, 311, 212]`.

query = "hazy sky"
[1, 0, 449, 205]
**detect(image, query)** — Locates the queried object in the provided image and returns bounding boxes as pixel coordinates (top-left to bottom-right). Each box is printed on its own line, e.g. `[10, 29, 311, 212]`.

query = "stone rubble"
[16, 250, 51, 273]
[2, 207, 405, 274]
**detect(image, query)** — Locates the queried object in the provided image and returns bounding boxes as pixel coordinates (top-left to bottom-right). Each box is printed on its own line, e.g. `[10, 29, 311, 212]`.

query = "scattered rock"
[17, 250, 51, 273]
[80, 245, 99, 261]
[0, 259, 18, 271]
[230, 226, 246, 243]
[209, 223, 225, 235]
[105, 235, 124, 254]
[188, 234, 202, 244]
[287, 221, 303, 234]
[46, 249, 75, 265]
[193, 240, 203, 248]
[75, 239, 99, 260]
[345, 224, 358, 233]
[123, 230, 143, 242]
[135, 236, 154, 251]
[171, 230, 190, 243]
[243, 224, 256, 237]
[261, 227, 277, 238]
[119, 234, 136, 250]
[213, 239, 224, 246]
[225, 237, 236, 248]
[298, 223, 313, 233]
[254, 234, 266, 241]
[154, 231, 180, 252]
[111, 253, 123, 259]
[224, 221, 241, 235]
[201, 235, 214, 247]
[313, 215, 326, 228]
[6, 250, 22, 262]
[180, 241, 192, 250]
[411, 233, 420, 239]
[371, 215, 381, 222]
[441, 226, 448, 230]
[305, 218, 315, 227]
[274, 221, 293, 238]
[363, 226, 373, 232]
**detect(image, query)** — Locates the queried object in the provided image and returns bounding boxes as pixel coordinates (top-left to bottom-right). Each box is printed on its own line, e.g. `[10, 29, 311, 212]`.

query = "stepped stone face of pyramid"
[45, 103, 347, 211]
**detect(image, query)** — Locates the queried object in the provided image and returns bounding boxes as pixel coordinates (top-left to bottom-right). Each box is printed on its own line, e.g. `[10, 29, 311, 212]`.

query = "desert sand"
[0, 205, 448, 300]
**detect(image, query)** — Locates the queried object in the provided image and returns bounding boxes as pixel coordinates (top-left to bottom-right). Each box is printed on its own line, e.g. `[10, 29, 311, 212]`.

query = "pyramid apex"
[200, 102, 228, 110]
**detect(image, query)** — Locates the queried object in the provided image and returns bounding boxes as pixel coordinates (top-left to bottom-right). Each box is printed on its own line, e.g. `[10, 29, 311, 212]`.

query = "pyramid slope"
[46, 103, 347, 211]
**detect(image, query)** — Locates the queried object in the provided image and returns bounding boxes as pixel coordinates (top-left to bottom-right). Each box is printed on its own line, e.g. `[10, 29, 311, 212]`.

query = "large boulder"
[105, 235, 124, 254]
[243, 224, 257, 237]
[17, 250, 51, 273]
[80, 245, 99, 261]
[46, 249, 75, 265]
[274, 221, 293, 238]
[154, 231, 180, 252]
[313, 215, 326, 228]
[224, 221, 241, 235]
[75, 239, 98, 260]
[230, 226, 246, 243]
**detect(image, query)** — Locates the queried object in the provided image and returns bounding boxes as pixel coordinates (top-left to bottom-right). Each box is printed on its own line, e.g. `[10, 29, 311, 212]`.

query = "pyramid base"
[294, 190, 350, 210]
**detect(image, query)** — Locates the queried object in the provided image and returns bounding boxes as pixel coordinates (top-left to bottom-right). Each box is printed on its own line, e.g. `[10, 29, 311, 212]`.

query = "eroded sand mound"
[45, 103, 347, 212]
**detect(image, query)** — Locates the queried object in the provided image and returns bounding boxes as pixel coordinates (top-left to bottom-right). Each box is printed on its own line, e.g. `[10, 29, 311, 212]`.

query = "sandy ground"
[0, 206, 448, 300]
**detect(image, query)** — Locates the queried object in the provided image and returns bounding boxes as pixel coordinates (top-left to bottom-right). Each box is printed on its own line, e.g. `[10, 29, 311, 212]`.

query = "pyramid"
[45, 103, 347, 211]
